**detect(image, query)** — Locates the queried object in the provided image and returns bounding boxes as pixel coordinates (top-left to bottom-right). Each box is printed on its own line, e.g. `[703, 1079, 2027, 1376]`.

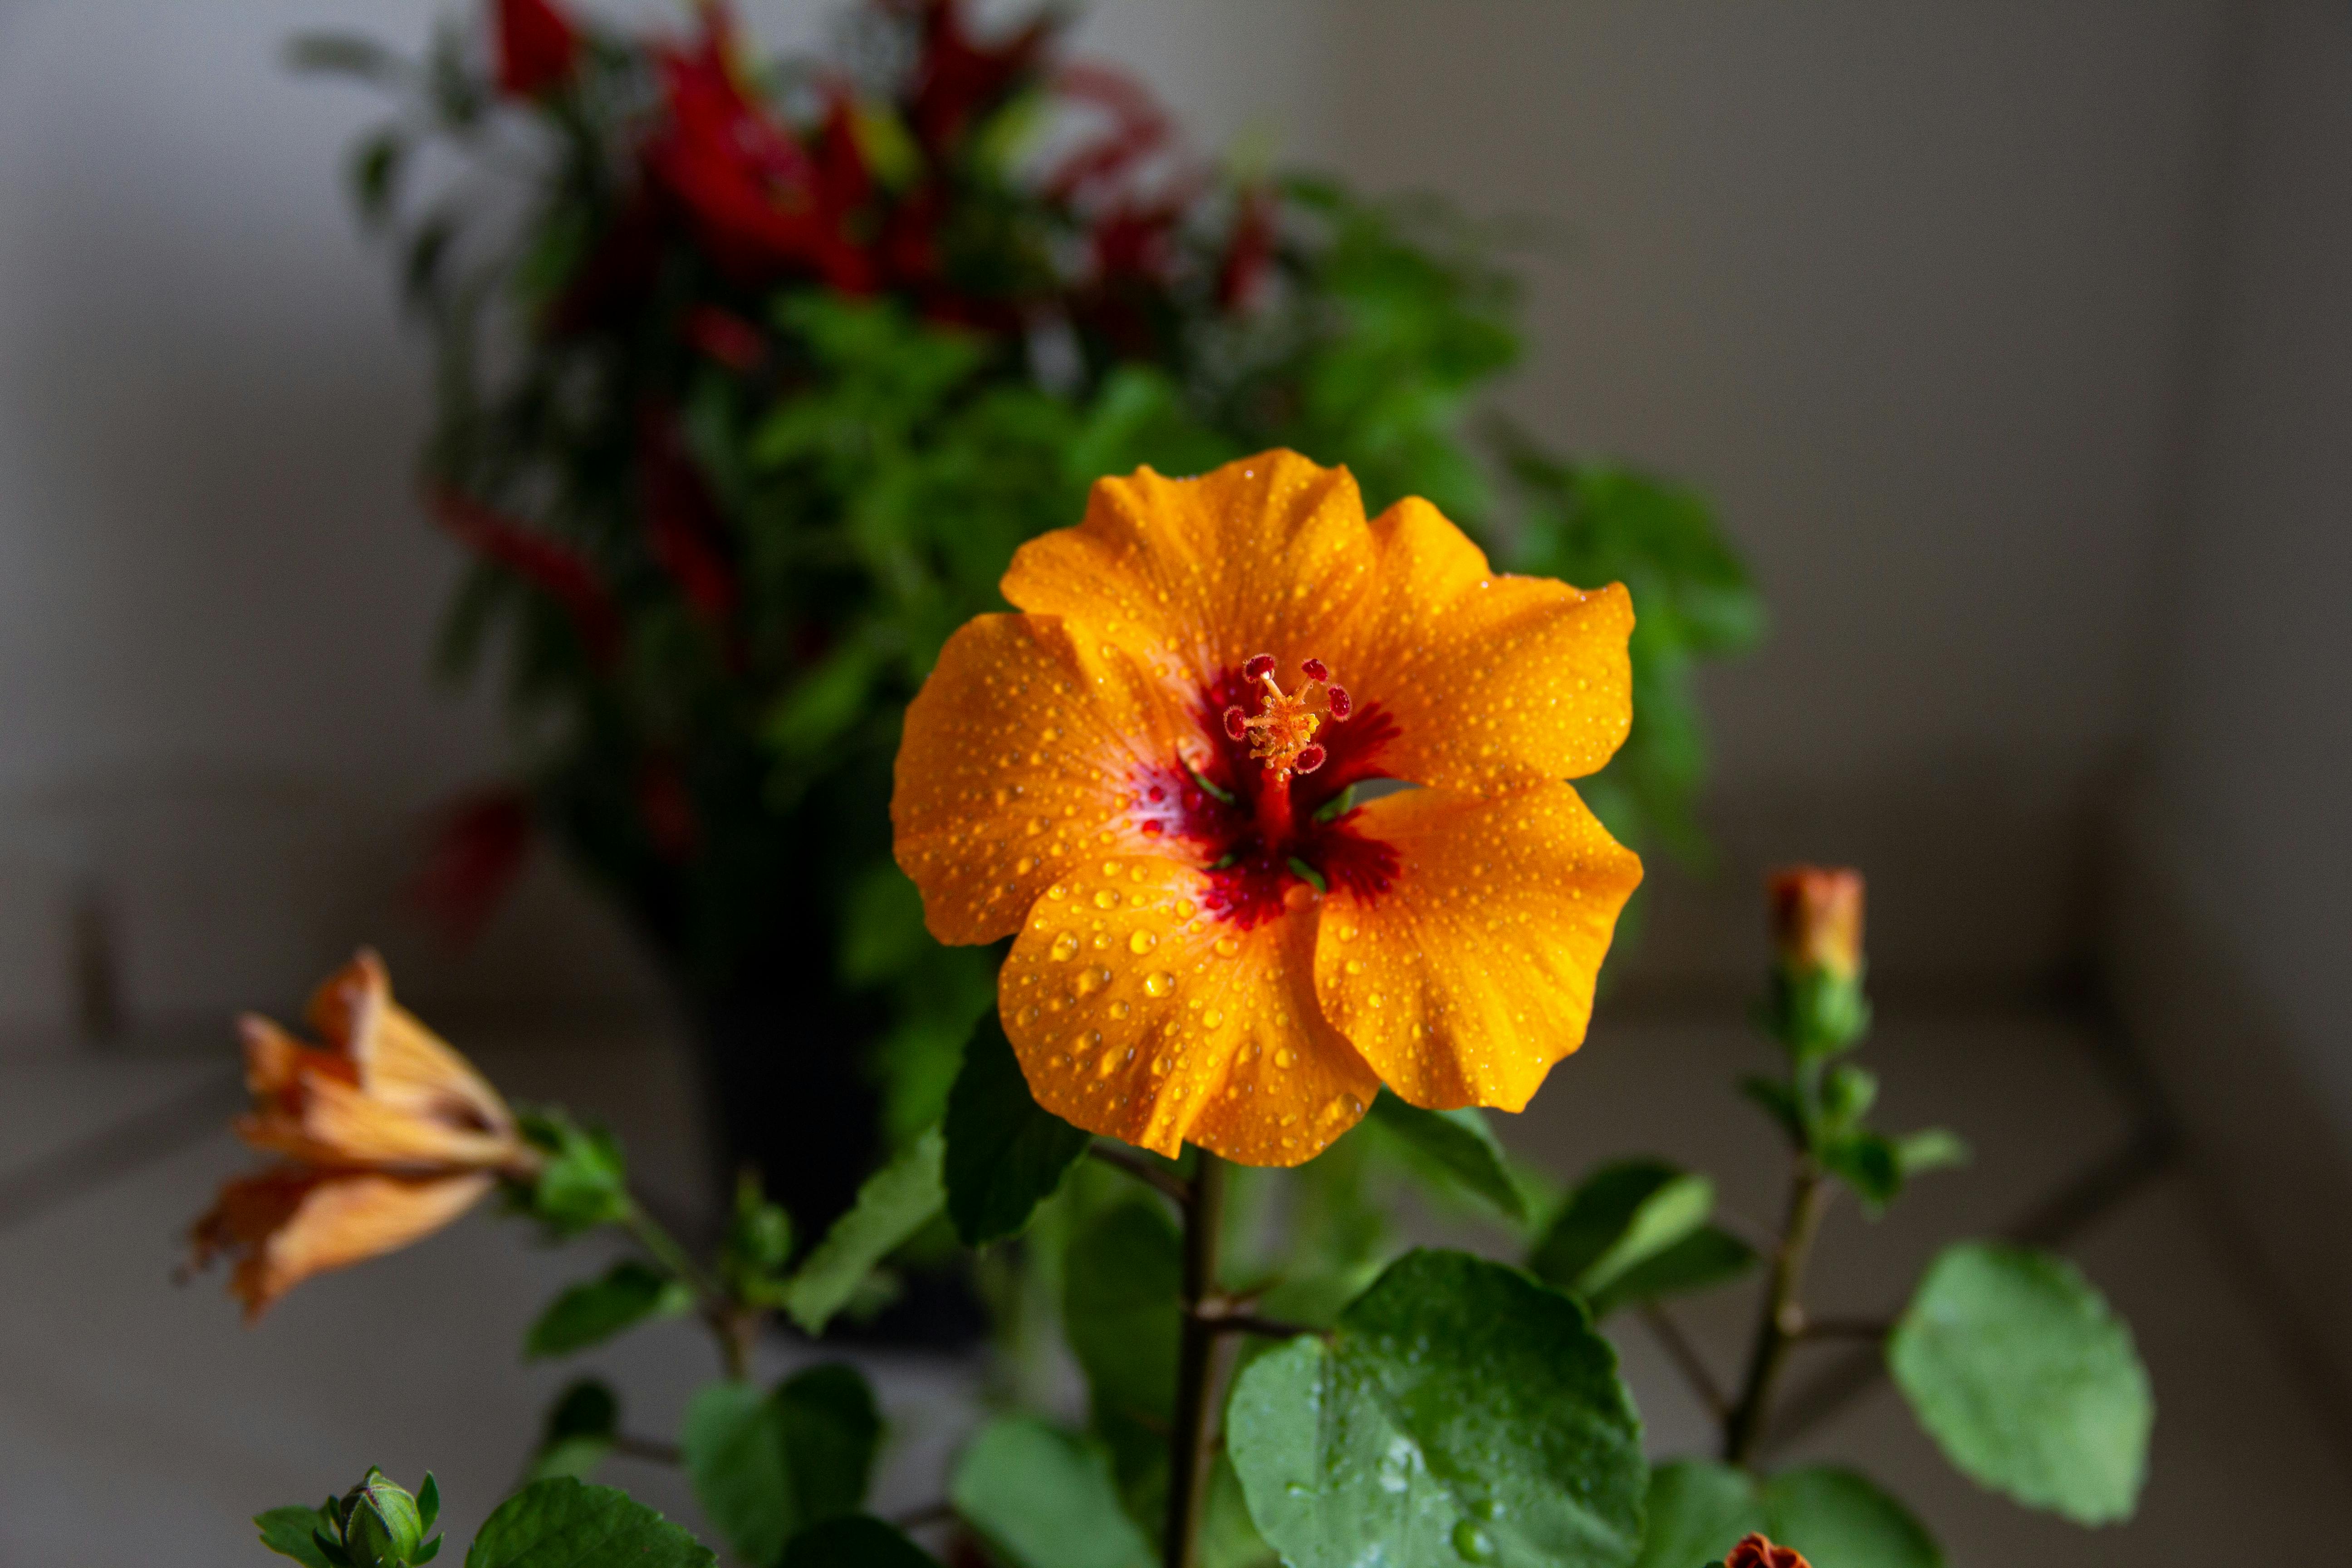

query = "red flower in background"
[636, 410, 739, 629]
[646, 12, 875, 292]
[409, 786, 535, 948]
[494, 0, 581, 99]
[428, 486, 623, 668]
[903, 0, 1053, 157]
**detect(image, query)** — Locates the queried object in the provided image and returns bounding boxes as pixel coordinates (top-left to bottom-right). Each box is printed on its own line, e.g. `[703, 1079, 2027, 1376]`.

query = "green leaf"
[943, 1011, 1091, 1245]
[780, 1516, 942, 1568]
[1583, 1225, 1758, 1321]
[778, 1126, 946, 1335]
[1228, 1249, 1646, 1568]
[1888, 1243, 2151, 1524]
[463, 1478, 713, 1568]
[1366, 1091, 1527, 1221]
[1630, 1463, 1940, 1568]
[721, 1172, 795, 1306]
[1064, 1198, 1182, 1526]
[528, 1380, 620, 1484]
[526, 1262, 694, 1359]
[1528, 1160, 1714, 1299]
[949, 1417, 1154, 1568]
[683, 1365, 884, 1567]
[1739, 1078, 1806, 1146]
[1759, 1468, 1941, 1568]
[256, 1503, 339, 1568]
[1627, 1462, 1762, 1568]
[1821, 1134, 1903, 1213]
[1895, 1129, 1970, 1178]
[515, 1111, 631, 1238]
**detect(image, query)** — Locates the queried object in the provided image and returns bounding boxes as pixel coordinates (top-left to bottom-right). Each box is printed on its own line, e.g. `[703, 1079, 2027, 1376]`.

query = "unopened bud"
[1767, 866, 1864, 981]
[1720, 1534, 1811, 1568]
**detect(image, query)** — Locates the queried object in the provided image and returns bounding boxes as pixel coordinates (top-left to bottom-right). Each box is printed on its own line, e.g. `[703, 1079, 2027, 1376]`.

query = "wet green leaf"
[944, 1012, 1091, 1245]
[1229, 1249, 1646, 1568]
[525, 1262, 694, 1359]
[683, 1365, 882, 1568]
[1367, 1092, 1527, 1222]
[949, 1417, 1153, 1568]
[1890, 1244, 2151, 1524]
[779, 1127, 945, 1334]
[464, 1478, 712, 1568]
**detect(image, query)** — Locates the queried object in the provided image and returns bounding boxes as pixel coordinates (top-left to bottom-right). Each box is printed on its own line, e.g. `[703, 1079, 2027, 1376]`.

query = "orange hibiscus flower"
[189, 951, 538, 1317]
[893, 451, 1642, 1166]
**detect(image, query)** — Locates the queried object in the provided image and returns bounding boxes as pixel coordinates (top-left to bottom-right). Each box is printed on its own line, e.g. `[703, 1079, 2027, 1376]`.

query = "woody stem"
[620, 1199, 747, 1377]
[1721, 1156, 1832, 1466]
[1164, 1151, 1228, 1568]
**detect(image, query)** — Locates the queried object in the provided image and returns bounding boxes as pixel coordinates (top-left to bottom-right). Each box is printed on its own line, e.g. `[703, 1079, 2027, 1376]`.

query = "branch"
[1639, 1302, 1729, 1419]
[1205, 1310, 1324, 1341]
[1089, 1142, 1192, 1210]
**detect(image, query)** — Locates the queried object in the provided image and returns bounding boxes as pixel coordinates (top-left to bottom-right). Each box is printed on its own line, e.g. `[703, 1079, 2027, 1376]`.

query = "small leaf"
[1895, 1129, 1970, 1178]
[1740, 1077, 1806, 1145]
[1759, 1467, 1941, 1568]
[525, 1261, 694, 1359]
[1822, 1134, 1903, 1212]
[1627, 1462, 1762, 1568]
[943, 1012, 1091, 1245]
[516, 1111, 631, 1238]
[778, 1127, 946, 1335]
[781, 1516, 942, 1568]
[1228, 1249, 1646, 1568]
[1528, 1159, 1714, 1299]
[949, 1417, 1154, 1568]
[417, 1475, 440, 1536]
[463, 1478, 713, 1568]
[528, 1380, 619, 1484]
[1366, 1091, 1527, 1221]
[1583, 1225, 1758, 1321]
[1889, 1243, 2152, 1524]
[683, 1365, 883, 1566]
[256, 1504, 339, 1568]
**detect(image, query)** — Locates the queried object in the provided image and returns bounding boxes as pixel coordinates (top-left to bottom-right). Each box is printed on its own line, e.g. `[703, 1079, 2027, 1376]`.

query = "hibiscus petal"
[1314, 781, 1642, 1112]
[1000, 451, 1378, 685]
[1328, 496, 1634, 794]
[192, 1166, 494, 1320]
[999, 855, 1376, 1165]
[897, 613, 1196, 945]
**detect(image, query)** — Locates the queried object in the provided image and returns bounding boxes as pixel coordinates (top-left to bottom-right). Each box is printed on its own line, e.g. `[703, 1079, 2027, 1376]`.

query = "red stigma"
[1223, 705, 1249, 740]
[1243, 652, 1277, 681]
[1295, 744, 1327, 774]
[1325, 686, 1352, 720]
[1300, 657, 1329, 682]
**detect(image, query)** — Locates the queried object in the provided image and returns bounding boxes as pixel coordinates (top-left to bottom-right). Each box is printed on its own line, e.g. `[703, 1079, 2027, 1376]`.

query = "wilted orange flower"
[189, 951, 537, 1317]
[1724, 1533, 1811, 1568]
[1766, 865, 1865, 980]
[893, 451, 1642, 1165]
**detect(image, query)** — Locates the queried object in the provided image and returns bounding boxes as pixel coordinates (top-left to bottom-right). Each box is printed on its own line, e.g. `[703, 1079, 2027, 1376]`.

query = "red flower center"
[1126, 657, 1402, 929]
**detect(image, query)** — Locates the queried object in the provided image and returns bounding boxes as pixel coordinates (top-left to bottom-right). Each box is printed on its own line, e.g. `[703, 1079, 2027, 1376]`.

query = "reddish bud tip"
[1300, 657, 1330, 682]
[1223, 705, 1249, 740]
[1324, 686, 1352, 720]
[1294, 744, 1328, 774]
[1243, 653, 1277, 681]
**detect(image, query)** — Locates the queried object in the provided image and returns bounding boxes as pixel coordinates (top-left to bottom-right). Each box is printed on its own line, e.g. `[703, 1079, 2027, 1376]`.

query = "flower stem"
[621, 1197, 750, 1378]
[1163, 1151, 1228, 1568]
[1721, 1157, 1832, 1466]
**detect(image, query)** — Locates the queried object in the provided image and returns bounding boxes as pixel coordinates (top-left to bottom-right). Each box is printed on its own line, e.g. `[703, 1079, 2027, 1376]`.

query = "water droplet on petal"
[1131, 930, 1159, 955]
[1094, 888, 1122, 910]
[1144, 972, 1176, 998]
[1049, 932, 1081, 962]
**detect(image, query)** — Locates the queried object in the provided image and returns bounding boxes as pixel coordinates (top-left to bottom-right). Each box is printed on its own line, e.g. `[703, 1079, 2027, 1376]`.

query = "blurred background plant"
[295, 0, 1759, 1236]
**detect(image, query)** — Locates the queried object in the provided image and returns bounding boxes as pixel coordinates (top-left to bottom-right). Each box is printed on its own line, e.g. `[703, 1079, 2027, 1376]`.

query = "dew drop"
[1144, 972, 1177, 998]
[1274, 1048, 1297, 1069]
[1046, 883, 1068, 901]
[1130, 930, 1159, 955]
[1015, 856, 1038, 875]
[1076, 966, 1113, 997]
[1344, 959, 1364, 975]
[1452, 1523, 1498, 1563]
[1213, 936, 1240, 958]
[1094, 888, 1122, 910]
[1110, 1001, 1132, 1020]
[1049, 931, 1081, 962]
[1203, 1008, 1225, 1029]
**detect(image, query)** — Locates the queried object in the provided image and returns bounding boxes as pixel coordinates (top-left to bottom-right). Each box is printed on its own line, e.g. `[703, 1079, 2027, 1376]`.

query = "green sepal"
[513, 1109, 631, 1238]
[1759, 966, 1871, 1058]
[1228, 1249, 1645, 1568]
[943, 1011, 1091, 1245]
[525, 1261, 695, 1359]
[777, 1126, 946, 1335]
[1889, 1242, 2152, 1524]
[1365, 1091, 1527, 1222]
